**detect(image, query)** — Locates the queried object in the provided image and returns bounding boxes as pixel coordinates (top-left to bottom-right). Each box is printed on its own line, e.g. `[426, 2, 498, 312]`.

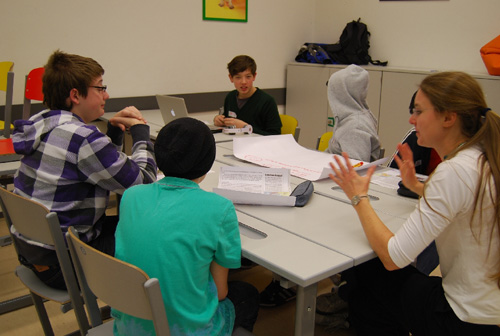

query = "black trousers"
[227, 281, 260, 332]
[339, 258, 500, 336]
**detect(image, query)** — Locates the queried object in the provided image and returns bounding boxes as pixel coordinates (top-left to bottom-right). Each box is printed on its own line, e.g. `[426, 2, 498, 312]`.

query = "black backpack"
[325, 18, 388, 66]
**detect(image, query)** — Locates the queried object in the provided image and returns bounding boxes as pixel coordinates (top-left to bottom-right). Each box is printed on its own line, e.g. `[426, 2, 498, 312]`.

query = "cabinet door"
[476, 77, 500, 115]
[378, 71, 427, 157]
[286, 64, 331, 149]
[367, 70, 382, 126]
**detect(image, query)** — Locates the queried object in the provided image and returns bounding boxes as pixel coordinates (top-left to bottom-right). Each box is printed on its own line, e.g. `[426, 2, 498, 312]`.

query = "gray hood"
[326, 64, 381, 162]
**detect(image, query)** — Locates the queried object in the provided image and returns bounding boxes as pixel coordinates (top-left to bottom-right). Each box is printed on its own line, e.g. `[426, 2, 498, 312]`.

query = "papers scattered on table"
[213, 166, 296, 206]
[371, 169, 428, 189]
[233, 134, 387, 181]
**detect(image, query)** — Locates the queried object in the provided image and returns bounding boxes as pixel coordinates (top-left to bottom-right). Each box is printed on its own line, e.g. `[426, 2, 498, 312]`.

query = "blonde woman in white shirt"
[329, 71, 500, 336]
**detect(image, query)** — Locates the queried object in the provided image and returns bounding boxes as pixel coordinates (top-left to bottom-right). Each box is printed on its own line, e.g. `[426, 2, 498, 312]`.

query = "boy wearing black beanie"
[113, 117, 259, 334]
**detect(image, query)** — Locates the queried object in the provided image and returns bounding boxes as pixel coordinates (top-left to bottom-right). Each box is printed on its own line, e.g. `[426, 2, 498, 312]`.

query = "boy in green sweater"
[214, 55, 282, 135]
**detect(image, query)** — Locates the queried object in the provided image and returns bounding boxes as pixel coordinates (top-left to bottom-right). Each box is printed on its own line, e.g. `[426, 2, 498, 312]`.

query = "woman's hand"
[393, 143, 424, 196]
[328, 152, 376, 200]
[329, 152, 398, 270]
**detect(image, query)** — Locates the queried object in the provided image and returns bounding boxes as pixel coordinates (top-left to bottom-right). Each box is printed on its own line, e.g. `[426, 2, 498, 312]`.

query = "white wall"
[314, 0, 499, 75]
[0, 0, 314, 105]
[2, 0, 499, 107]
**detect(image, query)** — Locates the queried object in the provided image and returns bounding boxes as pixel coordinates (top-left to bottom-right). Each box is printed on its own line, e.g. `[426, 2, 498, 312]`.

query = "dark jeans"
[227, 281, 260, 332]
[339, 258, 500, 336]
[19, 215, 118, 290]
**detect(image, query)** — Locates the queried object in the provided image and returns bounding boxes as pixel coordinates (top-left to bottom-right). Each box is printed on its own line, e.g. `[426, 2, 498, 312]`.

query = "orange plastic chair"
[0, 61, 14, 138]
[22, 67, 45, 120]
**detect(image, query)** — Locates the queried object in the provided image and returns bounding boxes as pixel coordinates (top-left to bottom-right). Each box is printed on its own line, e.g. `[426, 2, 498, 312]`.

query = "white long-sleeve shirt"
[388, 146, 500, 325]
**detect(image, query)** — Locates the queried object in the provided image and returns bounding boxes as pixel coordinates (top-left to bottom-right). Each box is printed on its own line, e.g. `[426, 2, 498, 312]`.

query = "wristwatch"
[351, 195, 369, 206]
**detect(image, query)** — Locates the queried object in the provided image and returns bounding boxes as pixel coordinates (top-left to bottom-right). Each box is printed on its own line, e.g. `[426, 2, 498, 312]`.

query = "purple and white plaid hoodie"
[11, 109, 157, 246]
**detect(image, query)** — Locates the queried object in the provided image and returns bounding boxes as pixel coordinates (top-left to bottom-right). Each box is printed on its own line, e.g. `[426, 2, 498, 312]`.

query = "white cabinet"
[286, 63, 500, 156]
[377, 71, 427, 157]
[285, 64, 331, 149]
[286, 63, 382, 150]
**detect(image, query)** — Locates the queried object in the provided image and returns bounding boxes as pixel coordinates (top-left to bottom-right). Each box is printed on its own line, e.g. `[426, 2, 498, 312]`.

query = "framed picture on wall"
[203, 0, 248, 22]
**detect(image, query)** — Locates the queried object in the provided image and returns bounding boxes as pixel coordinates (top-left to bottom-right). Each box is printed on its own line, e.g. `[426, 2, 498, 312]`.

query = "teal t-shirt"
[112, 177, 242, 335]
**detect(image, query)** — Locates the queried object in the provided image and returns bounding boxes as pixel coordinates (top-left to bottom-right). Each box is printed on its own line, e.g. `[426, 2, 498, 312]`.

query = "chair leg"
[71, 296, 91, 335]
[30, 292, 55, 336]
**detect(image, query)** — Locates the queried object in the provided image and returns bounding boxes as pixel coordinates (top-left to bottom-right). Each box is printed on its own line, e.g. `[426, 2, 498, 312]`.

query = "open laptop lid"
[155, 95, 222, 133]
[156, 95, 189, 125]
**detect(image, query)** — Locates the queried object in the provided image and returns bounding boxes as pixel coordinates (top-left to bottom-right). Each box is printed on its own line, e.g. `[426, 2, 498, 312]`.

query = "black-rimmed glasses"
[90, 85, 107, 93]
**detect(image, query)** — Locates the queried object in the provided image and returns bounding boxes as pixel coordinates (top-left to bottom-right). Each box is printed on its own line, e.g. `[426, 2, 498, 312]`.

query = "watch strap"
[351, 195, 369, 206]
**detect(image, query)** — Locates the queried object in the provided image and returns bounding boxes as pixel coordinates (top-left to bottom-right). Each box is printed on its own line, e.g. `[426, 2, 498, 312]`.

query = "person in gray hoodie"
[326, 64, 381, 162]
[316, 65, 381, 329]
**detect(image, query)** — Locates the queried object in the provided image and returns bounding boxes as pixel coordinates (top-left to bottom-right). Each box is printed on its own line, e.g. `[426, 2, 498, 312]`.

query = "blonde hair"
[420, 71, 500, 286]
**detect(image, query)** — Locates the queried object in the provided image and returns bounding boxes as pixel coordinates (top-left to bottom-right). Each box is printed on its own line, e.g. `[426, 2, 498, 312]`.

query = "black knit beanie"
[154, 117, 216, 180]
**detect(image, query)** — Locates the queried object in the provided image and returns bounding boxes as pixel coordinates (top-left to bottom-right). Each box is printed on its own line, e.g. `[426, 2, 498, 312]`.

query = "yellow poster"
[203, 0, 247, 22]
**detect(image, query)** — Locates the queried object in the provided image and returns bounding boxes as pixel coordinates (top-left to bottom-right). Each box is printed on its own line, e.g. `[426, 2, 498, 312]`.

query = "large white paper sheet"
[233, 134, 387, 181]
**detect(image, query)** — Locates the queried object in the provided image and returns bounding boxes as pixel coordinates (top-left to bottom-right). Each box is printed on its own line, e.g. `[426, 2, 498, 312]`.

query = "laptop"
[155, 95, 222, 133]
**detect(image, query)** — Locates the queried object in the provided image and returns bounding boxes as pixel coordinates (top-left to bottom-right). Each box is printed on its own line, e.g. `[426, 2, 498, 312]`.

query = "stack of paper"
[213, 166, 296, 206]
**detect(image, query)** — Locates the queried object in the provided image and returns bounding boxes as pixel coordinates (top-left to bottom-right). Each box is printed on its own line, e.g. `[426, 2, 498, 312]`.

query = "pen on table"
[353, 162, 364, 168]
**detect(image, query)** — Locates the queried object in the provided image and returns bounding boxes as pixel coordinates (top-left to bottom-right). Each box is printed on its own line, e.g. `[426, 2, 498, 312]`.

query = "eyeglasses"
[90, 85, 107, 93]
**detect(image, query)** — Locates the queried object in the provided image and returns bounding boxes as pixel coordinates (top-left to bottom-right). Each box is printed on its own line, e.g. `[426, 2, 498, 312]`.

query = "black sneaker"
[259, 280, 296, 307]
[240, 257, 257, 270]
[316, 291, 348, 318]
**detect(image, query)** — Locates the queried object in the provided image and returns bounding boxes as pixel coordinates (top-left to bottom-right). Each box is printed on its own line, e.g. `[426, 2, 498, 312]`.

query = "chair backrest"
[0, 187, 91, 333]
[379, 147, 385, 160]
[23, 67, 44, 120]
[0, 62, 13, 93]
[280, 114, 300, 141]
[0, 61, 14, 138]
[67, 227, 171, 335]
[0, 187, 56, 245]
[316, 131, 333, 152]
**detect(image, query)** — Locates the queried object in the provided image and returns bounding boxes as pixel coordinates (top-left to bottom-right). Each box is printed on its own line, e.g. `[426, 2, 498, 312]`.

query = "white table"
[206, 143, 417, 335]
[203, 161, 353, 336]
[0, 160, 20, 176]
[100, 110, 260, 143]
